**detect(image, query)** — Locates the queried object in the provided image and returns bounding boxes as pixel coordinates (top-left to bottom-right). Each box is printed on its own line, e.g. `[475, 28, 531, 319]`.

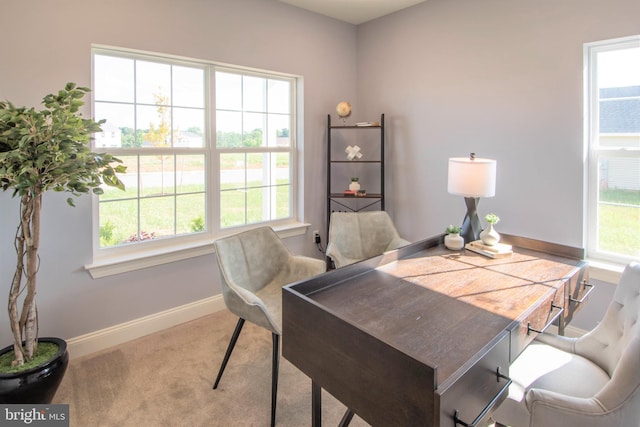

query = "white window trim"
[85, 45, 306, 278]
[584, 35, 640, 280]
[85, 221, 309, 279]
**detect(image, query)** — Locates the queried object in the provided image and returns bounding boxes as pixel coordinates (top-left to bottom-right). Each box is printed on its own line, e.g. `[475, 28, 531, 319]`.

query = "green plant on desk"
[485, 213, 500, 225]
[446, 225, 462, 235]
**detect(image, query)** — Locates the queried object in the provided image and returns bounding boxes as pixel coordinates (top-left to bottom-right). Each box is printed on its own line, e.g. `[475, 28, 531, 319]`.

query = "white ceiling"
[278, 0, 427, 25]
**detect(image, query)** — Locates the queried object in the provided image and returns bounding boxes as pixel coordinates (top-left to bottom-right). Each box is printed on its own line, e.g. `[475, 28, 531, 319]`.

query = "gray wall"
[1, 0, 635, 340]
[0, 0, 356, 340]
[355, 0, 639, 330]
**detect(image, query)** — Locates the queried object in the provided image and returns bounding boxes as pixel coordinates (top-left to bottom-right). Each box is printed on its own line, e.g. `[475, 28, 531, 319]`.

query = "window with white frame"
[585, 36, 640, 265]
[215, 70, 294, 228]
[92, 48, 297, 256]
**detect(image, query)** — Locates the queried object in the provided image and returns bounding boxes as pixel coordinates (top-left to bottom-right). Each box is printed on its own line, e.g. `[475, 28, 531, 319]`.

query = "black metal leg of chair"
[213, 317, 245, 389]
[271, 333, 280, 427]
[338, 409, 355, 427]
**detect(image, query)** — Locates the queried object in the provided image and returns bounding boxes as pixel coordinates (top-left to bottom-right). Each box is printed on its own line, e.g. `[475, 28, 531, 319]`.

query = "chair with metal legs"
[212, 226, 326, 426]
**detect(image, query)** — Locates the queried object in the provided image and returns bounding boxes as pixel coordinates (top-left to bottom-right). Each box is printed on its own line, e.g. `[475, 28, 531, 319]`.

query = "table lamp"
[447, 153, 497, 244]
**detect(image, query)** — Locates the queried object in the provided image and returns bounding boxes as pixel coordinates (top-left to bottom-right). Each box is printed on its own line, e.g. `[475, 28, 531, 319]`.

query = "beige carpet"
[53, 309, 370, 427]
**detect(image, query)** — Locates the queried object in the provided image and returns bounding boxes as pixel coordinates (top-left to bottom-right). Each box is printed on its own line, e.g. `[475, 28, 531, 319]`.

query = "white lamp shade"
[448, 157, 497, 198]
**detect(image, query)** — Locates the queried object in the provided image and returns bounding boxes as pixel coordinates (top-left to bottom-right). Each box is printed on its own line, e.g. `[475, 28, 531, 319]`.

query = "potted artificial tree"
[0, 83, 125, 403]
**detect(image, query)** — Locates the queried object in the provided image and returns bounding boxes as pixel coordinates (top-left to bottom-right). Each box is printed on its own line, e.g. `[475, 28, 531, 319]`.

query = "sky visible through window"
[598, 47, 640, 88]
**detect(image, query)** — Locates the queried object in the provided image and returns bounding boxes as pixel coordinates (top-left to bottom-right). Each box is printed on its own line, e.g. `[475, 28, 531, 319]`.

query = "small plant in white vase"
[444, 225, 464, 250]
[480, 213, 500, 246]
[349, 177, 360, 192]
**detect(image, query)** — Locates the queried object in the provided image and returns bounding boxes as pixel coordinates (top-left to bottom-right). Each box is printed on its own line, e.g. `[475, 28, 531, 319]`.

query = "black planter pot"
[0, 337, 69, 404]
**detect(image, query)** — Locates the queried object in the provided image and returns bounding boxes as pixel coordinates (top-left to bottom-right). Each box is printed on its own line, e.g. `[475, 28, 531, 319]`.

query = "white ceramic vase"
[480, 223, 500, 246]
[349, 179, 360, 192]
[444, 233, 464, 250]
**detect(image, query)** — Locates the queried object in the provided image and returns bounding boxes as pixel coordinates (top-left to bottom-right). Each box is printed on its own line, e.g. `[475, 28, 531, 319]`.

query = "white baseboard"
[66, 295, 226, 359]
[64, 294, 588, 360]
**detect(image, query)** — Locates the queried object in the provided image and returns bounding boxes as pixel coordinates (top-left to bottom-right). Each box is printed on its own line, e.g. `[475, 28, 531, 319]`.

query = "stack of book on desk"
[465, 240, 513, 258]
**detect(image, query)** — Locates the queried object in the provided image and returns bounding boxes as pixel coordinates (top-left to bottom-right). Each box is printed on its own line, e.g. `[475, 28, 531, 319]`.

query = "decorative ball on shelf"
[336, 101, 352, 125]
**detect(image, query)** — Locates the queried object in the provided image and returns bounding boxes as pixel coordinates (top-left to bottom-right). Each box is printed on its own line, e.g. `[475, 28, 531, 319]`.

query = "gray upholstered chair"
[325, 211, 410, 268]
[212, 226, 326, 427]
[492, 261, 640, 427]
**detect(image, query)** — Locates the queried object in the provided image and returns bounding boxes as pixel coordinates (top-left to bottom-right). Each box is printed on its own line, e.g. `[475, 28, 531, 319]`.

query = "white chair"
[492, 261, 640, 427]
[325, 211, 410, 268]
[212, 226, 326, 427]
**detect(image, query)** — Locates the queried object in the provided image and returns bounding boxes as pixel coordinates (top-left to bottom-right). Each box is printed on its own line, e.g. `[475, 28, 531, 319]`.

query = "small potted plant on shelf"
[0, 83, 126, 403]
[349, 177, 360, 192]
[480, 213, 501, 246]
[444, 225, 464, 250]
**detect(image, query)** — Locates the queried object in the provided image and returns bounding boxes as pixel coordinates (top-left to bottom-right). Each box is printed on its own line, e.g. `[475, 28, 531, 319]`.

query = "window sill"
[85, 222, 310, 279]
[587, 259, 626, 284]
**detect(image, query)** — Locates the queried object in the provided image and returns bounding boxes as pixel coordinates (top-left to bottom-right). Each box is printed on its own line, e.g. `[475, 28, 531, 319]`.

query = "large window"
[215, 70, 294, 228]
[91, 48, 297, 261]
[585, 36, 640, 265]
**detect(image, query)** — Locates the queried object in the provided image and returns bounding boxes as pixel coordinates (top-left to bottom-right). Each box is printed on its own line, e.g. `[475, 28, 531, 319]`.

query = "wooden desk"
[282, 234, 590, 427]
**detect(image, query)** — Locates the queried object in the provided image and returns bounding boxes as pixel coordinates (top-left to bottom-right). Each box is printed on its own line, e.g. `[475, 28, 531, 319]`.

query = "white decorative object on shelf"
[345, 145, 362, 160]
[445, 233, 464, 250]
[336, 101, 352, 125]
[480, 223, 500, 246]
[444, 225, 464, 250]
[480, 213, 500, 246]
[349, 177, 360, 192]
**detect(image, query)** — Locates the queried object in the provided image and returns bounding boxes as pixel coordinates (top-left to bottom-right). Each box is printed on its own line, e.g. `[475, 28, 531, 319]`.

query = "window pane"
[275, 184, 291, 219]
[247, 153, 267, 189]
[220, 153, 246, 190]
[140, 155, 175, 197]
[268, 79, 290, 114]
[216, 72, 242, 111]
[597, 47, 640, 149]
[138, 105, 171, 148]
[216, 110, 242, 147]
[243, 112, 266, 147]
[177, 155, 206, 193]
[100, 155, 139, 201]
[246, 187, 267, 223]
[598, 48, 640, 88]
[174, 107, 205, 147]
[243, 76, 266, 112]
[136, 60, 171, 105]
[275, 153, 291, 185]
[94, 55, 134, 103]
[177, 193, 206, 234]
[269, 114, 290, 147]
[597, 157, 640, 258]
[94, 103, 136, 148]
[140, 196, 174, 239]
[99, 199, 138, 247]
[221, 189, 246, 227]
[173, 66, 204, 108]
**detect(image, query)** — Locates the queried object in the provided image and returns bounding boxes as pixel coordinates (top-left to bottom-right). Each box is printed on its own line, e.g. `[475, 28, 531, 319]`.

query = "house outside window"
[585, 36, 640, 265]
[90, 47, 298, 271]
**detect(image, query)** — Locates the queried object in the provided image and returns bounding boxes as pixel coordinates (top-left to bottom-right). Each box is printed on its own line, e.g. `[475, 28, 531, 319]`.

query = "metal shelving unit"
[326, 113, 385, 237]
